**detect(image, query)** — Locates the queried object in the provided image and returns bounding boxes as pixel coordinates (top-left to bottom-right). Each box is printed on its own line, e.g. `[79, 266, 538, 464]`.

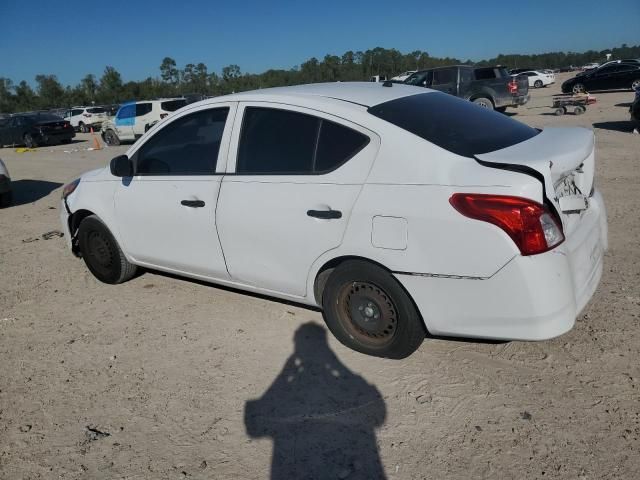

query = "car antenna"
[382, 80, 393, 87]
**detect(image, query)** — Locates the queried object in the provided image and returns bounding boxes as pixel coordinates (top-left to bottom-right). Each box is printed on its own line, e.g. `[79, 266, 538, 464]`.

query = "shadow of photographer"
[245, 322, 387, 479]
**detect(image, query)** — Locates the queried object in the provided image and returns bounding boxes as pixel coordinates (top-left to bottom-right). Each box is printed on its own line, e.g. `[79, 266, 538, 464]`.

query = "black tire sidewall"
[322, 261, 425, 359]
[78, 216, 126, 284]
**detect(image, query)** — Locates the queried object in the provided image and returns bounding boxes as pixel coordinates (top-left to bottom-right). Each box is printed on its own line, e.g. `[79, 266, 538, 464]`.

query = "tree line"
[1, 44, 638, 114]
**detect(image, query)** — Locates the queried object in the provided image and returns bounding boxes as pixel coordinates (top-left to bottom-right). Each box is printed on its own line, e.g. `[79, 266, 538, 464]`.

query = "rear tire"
[23, 133, 37, 148]
[79, 122, 89, 133]
[534, 80, 543, 88]
[78, 215, 137, 284]
[632, 79, 640, 91]
[321, 260, 425, 359]
[0, 191, 12, 208]
[472, 97, 494, 109]
[554, 107, 566, 116]
[103, 129, 120, 146]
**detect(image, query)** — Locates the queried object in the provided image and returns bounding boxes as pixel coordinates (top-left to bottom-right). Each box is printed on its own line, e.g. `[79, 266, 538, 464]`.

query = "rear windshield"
[87, 107, 105, 113]
[161, 99, 187, 112]
[368, 92, 539, 157]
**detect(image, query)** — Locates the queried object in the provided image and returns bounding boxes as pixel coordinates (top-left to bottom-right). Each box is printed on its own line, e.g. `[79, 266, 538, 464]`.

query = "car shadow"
[244, 322, 388, 479]
[614, 102, 632, 108]
[9, 179, 63, 206]
[592, 121, 634, 133]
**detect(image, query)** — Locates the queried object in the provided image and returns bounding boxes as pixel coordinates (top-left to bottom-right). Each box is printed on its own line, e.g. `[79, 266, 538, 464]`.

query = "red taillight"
[508, 81, 518, 94]
[449, 193, 564, 256]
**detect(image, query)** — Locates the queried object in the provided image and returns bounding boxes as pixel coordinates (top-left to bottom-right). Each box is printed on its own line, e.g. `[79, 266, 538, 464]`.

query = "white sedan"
[60, 83, 607, 358]
[516, 70, 555, 88]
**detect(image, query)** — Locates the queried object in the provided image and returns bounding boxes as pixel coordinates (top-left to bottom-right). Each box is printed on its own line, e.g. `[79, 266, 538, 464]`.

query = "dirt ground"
[1, 73, 639, 479]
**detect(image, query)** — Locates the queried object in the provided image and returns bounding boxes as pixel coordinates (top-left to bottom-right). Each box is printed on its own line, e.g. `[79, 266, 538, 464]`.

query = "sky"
[1, 0, 639, 86]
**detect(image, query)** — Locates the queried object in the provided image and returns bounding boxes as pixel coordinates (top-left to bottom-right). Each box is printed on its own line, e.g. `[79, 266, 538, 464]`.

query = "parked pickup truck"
[404, 65, 529, 112]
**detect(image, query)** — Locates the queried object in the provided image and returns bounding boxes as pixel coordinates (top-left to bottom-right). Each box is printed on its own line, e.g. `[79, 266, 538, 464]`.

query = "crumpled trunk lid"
[475, 127, 595, 227]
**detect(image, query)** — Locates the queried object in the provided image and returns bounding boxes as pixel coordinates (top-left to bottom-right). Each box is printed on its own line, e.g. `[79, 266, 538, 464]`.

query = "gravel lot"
[1, 74, 639, 479]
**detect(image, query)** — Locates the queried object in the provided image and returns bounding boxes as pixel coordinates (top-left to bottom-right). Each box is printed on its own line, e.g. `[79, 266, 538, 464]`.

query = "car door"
[430, 68, 458, 96]
[586, 66, 616, 90]
[132, 102, 154, 136]
[114, 103, 135, 140]
[216, 103, 379, 297]
[113, 103, 236, 279]
[614, 64, 640, 89]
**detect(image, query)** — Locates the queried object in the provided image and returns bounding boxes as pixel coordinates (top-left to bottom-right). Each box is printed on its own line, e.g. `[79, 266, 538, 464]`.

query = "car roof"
[205, 82, 431, 108]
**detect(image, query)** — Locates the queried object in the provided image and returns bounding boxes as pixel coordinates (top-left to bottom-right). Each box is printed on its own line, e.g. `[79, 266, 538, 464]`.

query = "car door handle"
[307, 209, 342, 219]
[181, 200, 205, 208]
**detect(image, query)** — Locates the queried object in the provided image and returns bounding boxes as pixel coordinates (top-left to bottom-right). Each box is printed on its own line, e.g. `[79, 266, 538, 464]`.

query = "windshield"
[404, 71, 429, 86]
[368, 92, 539, 157]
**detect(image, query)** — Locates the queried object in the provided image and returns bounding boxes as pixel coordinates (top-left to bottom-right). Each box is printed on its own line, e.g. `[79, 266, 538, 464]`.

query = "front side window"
[136, 108, 229, 175]
[135, 103, 152, 116]
[236, 107, 369, 175]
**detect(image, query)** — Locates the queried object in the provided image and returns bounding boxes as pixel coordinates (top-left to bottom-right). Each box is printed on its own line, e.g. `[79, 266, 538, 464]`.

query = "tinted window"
[237, 108, 318, 174]
[136, 108, 228, 175]
[72, 109, 84, 116]
[135, 103, 152, 116]
[237, 107, 368, 174]
[460, 68, 474, 84]
[368, 92, 539, 157]
[315, 121, 369, 172]
[474, 68, 498, 80]
[87, 107, 105, 114]
[161, 99, 187, 112]
[432, 68, 456, 85]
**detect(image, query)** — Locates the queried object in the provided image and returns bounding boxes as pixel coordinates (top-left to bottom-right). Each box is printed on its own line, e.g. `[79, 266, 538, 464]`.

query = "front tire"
[321, 261, 425, 359]
[572, 83, 585, 94]
[632, 79, 640, 91]
[78, 215, 137, 284]
[472, 97, 494, 109]
[103, 129, 120, 146]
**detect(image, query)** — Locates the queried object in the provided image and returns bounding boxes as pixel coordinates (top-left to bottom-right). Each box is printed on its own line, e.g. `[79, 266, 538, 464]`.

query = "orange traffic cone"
[89, 126, 101, 150]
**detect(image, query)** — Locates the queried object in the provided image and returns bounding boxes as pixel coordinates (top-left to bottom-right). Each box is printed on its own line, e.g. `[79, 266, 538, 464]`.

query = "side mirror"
[110, 154, 133, 177]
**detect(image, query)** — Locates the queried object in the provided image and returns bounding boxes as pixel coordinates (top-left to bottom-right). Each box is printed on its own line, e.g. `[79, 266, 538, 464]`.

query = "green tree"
[98, 66, 123, 103]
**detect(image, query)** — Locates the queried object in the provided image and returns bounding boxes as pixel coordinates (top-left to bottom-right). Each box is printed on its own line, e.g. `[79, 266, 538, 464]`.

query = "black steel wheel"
[78, 215, 137, 284]
[321, 261, 425, 358]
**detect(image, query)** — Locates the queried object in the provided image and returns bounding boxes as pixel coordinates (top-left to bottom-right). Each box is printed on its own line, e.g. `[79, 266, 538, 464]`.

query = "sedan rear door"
[216, 103, 379, 297]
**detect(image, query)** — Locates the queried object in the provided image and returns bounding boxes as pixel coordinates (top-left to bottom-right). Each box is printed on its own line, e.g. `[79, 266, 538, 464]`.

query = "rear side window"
[87, 107, 105, 114]
[136, 108, 229, 175]
[72, 109, 84, 116]
[135, 103, 152, 116]
[474, 68, 499, 80]
[237, 107, 369, 174]
[160, 99, 187, 112]
[368, 92, 539, 157]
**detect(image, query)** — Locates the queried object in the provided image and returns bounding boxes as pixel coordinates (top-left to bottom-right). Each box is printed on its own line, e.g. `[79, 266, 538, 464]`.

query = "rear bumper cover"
[395, 191, 607, 341]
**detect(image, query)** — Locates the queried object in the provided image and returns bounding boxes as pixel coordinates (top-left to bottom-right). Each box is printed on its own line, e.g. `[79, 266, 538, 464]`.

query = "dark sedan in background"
[562, 62, 640, 94]
[0, 113, 75, 148]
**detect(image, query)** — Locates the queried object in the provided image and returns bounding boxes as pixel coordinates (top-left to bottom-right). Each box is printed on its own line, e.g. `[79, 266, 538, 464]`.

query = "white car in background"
[515, 70, 555, 88]
[100, 98, 187, 145]
[60, 83, 607, 359]
[63, 106, 107, 133]
[0, 157, 11, 207]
